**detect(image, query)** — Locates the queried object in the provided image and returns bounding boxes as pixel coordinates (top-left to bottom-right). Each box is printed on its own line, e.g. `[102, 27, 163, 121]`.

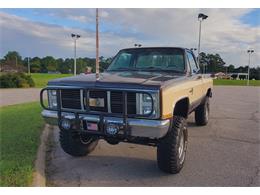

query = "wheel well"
[173, 98, 189, 119]
[206, 88, 212, 97]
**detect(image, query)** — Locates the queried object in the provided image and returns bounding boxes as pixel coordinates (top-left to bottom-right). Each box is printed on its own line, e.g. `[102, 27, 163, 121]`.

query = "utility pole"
[96, 8, 100, 80]
[15, 56, 17, 67]
[247, 49, 254, 86]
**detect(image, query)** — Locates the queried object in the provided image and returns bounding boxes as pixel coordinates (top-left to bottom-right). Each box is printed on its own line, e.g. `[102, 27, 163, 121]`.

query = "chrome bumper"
[41, 110, 170, 139]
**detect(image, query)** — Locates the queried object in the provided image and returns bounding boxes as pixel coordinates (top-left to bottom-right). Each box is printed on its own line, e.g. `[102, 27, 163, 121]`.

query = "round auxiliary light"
[61, 119, 71, 130]
[106, 123, 119, 135]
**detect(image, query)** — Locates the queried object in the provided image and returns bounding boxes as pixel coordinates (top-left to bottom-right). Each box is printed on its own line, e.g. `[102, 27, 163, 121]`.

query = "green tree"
[227, 64, 235, 73]
[58, 58, 73, 74]
[3, 51, 23, 66]
[30, 57, 41, 73]
[199, 53, 225, 73]
[41, 56, 57, 73]
[250, 67, 260, 80]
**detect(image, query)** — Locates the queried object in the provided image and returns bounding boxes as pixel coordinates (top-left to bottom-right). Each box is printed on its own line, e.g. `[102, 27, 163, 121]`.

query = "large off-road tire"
[59, 128, 98, 157]
[157, 116, 188, 174]
[195, 96, 210, 126]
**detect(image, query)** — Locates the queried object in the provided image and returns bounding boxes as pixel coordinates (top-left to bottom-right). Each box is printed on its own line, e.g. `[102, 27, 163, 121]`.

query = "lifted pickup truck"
[40, 47, 212, 174]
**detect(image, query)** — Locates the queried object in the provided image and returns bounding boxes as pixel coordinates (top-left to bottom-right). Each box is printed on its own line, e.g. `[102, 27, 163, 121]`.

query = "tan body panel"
[161, 76, 213, 118]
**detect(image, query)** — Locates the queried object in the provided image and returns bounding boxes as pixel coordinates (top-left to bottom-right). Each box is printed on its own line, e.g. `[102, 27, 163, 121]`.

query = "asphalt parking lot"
[46, 86, 260, 186]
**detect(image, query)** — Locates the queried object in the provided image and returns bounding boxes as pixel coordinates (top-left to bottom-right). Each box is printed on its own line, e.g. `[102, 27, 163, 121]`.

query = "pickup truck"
[40, 47, 213, 174]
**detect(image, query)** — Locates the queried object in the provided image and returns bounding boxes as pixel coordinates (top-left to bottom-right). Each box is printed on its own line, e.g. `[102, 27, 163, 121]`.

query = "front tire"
[157, 116, 188, 174]
[195, 97, 210, 126]
[59, 128, 98, 157]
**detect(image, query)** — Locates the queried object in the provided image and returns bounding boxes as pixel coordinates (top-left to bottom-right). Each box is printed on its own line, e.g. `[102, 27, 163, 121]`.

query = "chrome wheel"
[178, 130, 184, 158]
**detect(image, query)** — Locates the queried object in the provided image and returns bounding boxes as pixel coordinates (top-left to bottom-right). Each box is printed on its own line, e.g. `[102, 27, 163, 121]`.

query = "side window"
[187, 52, 198, 74]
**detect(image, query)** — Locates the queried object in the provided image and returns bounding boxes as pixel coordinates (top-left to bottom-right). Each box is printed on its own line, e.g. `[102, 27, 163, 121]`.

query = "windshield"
[107, 48, 185, 72]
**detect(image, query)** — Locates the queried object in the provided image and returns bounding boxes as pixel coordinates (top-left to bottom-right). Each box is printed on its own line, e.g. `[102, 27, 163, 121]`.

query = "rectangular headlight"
[136, 92, 160, 118]
[48, 90, 57, 109]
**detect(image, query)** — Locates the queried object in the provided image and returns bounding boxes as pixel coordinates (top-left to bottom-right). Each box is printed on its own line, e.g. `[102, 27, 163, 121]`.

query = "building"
[229, 73, 249, 80]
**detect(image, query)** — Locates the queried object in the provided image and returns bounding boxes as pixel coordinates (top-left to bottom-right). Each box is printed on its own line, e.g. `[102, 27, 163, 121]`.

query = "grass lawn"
[30, 73, 260, 88]
[0, 102, 45, 186]
[30, 73, 72, 88]
[213, 79, 260, 86]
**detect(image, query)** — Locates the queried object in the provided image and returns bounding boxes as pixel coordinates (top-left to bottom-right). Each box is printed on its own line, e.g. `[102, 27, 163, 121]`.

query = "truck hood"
[48, 71, 185, 90]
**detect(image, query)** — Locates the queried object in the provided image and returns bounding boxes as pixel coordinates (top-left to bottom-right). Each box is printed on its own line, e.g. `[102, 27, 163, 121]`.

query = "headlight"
[48, 90, 57, 109]
[136, 92, 160, 118]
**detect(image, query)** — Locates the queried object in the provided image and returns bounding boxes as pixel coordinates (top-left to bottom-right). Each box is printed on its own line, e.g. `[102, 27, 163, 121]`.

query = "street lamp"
[134, 44, 142, 48]
[247, 49, 254, 86]
[190, 48, 197, 52]
[71, 33, 81, 75]
[197, 13, 208, 74]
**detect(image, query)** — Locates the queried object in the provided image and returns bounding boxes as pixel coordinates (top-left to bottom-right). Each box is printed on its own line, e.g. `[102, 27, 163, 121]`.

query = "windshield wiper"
[108, 67, 138, 71]
[138, 66, 163, 71]
[138, 66, 183, 73]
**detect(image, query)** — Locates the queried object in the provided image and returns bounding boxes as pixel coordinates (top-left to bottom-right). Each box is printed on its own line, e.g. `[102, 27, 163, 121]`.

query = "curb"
[32, 124, 52, 187]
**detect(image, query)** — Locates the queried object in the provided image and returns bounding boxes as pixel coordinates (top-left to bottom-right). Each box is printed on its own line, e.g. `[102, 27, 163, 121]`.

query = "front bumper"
[42, 110, 170, 139]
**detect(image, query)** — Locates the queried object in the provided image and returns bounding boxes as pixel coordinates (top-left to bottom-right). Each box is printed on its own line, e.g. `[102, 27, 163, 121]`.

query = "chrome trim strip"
[107, 91, 111, 113]
[80, 89, 84, 110]
[46, 85, 159, 93]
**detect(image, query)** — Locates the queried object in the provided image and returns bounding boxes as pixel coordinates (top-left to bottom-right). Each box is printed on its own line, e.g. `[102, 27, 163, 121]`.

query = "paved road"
[0, 88, 43, 106]
[46, 86, 260, 186]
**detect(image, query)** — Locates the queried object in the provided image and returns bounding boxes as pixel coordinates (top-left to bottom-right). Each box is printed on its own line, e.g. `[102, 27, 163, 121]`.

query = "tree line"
[0, 51, 112, 74]
[199, 52, 260, 79]
[1, 51, 259, 79]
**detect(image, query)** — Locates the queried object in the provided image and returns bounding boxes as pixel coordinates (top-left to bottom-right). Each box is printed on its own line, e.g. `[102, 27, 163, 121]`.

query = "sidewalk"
[0, 88, 44, 107]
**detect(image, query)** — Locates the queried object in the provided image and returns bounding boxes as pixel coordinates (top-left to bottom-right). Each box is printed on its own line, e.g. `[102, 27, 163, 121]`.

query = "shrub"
[0, 73, 35, 88]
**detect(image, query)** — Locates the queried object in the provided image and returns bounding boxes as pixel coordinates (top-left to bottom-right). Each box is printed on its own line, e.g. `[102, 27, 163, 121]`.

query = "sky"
[0, 8, 259, 67]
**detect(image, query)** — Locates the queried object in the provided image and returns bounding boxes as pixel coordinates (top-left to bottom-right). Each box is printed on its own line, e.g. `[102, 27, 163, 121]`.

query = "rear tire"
[195, 97, 210, 126]
[157, 116, 188, 174]
[59, 128, 98, 157]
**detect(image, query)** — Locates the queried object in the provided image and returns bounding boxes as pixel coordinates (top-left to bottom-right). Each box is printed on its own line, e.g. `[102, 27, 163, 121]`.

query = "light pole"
[197, 13, 208, 74]
[247, 49, 254, 86]
[27, 57, 30, 75]
[71, 33, 81, 75]
[190, 48, 197, 52]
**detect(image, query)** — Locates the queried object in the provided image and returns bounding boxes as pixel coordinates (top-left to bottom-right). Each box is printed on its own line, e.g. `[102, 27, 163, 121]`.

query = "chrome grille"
[127, 92, 136, 114]
[110, 91, 136, 114]
[61, 89, 82, 110]
[111, 91, 123, 113]
[59, 89, 137, 114]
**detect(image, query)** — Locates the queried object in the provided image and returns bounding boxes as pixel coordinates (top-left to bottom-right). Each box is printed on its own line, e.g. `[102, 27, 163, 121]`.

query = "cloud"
[0, 9, 259, 67]
[0, 11, 139, 59]
[101, 9, 260, 67]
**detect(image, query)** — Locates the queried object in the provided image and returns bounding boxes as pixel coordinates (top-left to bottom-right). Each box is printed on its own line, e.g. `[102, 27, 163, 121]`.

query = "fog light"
[106, 123, 119, 135]
[61, 119, 71, 130]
